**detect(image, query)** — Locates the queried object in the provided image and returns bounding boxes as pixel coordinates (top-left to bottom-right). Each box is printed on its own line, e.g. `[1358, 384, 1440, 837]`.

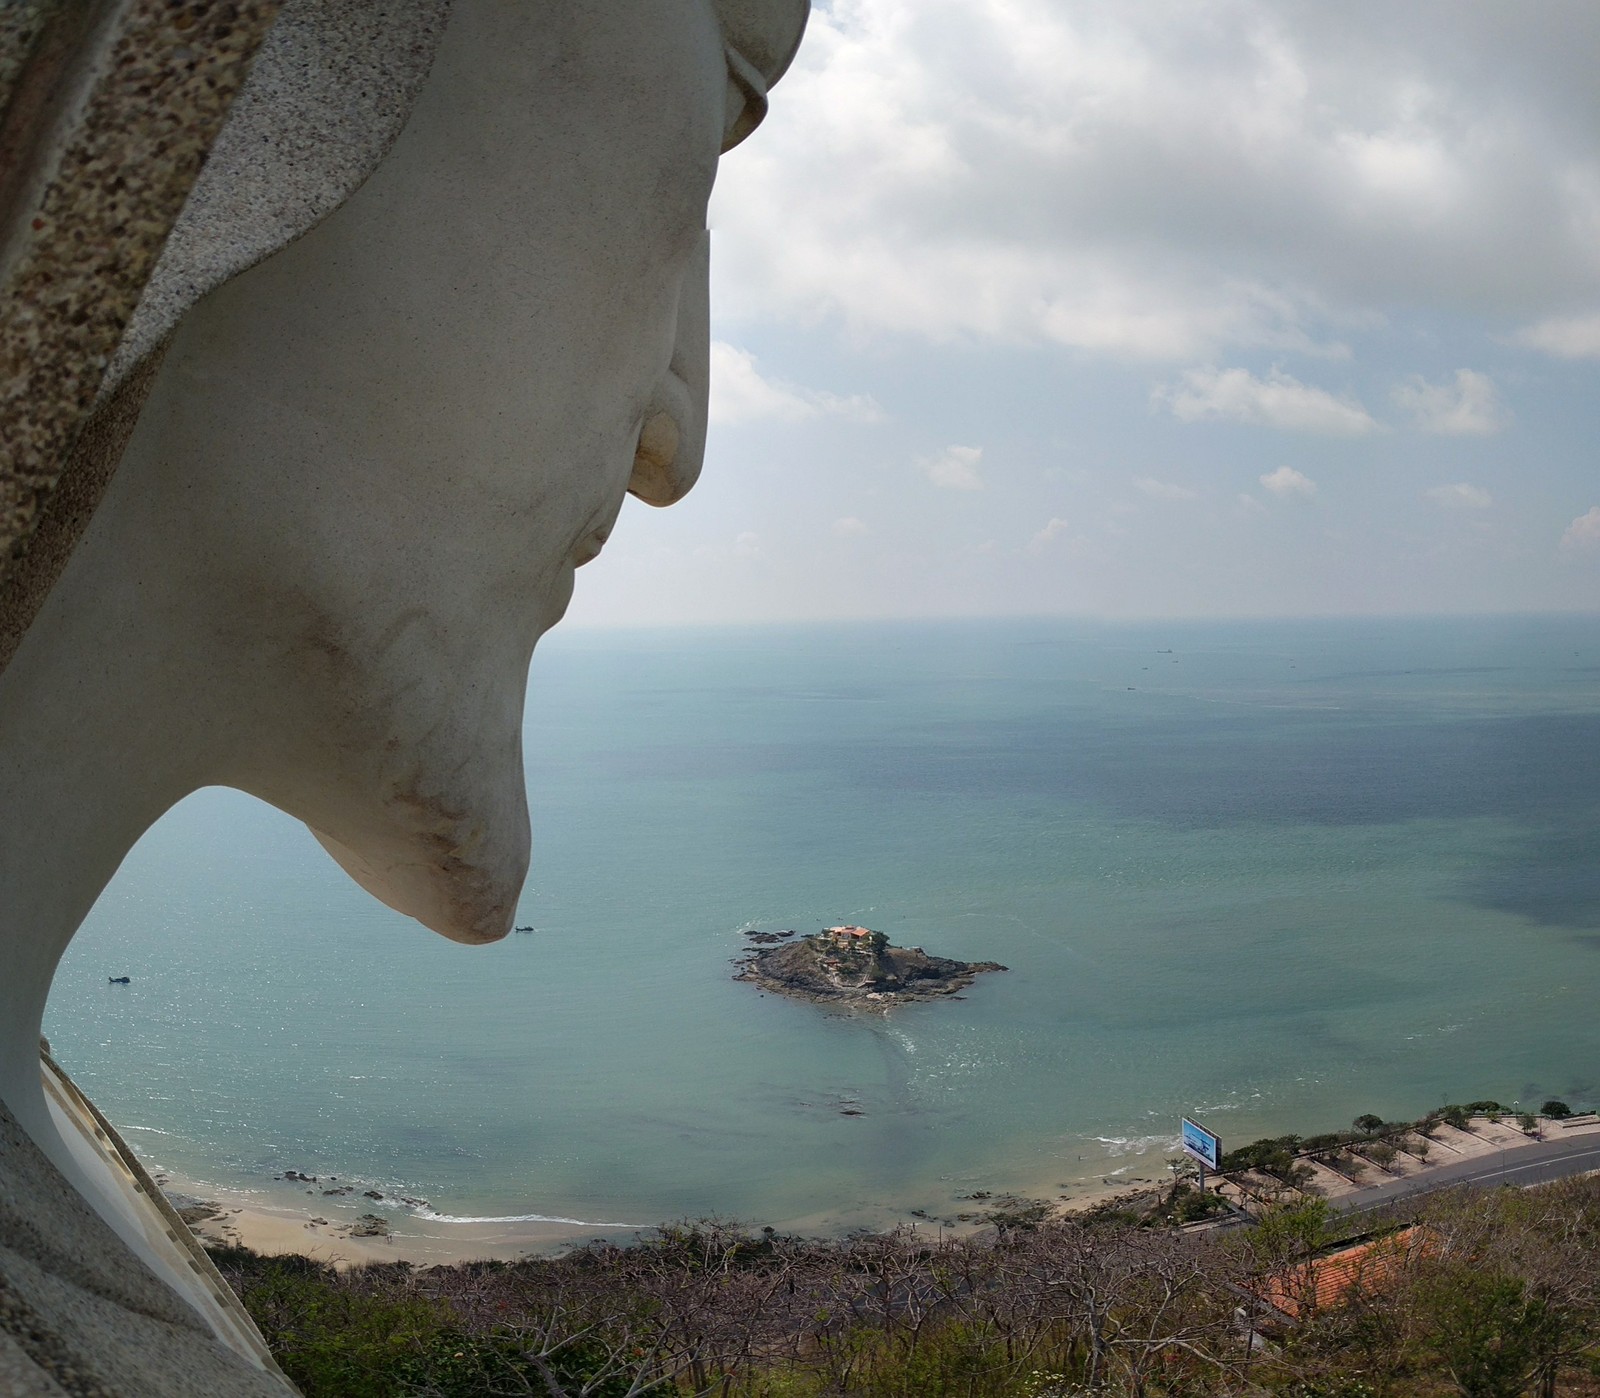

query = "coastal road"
[1331, 1132, 1600, 1221]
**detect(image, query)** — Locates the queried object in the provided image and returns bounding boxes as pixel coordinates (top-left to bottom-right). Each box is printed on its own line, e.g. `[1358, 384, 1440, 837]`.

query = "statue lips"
[572, 524, 612, 568]
[571, 488, 631, 569]
[0, 2, 815, 1386]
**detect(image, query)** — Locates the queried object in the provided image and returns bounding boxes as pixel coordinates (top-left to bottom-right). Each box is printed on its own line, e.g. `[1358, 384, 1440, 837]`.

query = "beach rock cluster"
[736, 926, 1005, 1005]
[274, 1171, 429, 1210]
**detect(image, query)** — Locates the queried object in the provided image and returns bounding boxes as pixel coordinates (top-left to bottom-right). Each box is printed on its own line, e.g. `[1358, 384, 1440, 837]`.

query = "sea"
[43, 614, 1600, 1233]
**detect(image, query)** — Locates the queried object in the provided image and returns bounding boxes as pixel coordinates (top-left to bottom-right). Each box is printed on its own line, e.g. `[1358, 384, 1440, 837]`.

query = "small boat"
[108, 976, 131, 985]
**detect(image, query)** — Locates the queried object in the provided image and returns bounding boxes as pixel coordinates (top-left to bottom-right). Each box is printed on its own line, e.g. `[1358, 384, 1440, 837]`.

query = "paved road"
[1332, 1132, 1600, 1221]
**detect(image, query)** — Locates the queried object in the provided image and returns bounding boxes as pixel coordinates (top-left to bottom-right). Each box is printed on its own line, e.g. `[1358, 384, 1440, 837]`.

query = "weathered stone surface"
[0, 2, 807, 1392]
[0, 0, 455, 676]
[0, 1095, 293, 1395]
[0, 1, 282, 605]
[101, 0, 456, 401]
[348, 1214, 390, 1239]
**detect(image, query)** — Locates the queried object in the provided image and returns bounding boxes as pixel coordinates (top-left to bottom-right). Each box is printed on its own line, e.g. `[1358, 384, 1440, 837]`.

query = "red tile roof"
[1256, 1227, 1430, 1321]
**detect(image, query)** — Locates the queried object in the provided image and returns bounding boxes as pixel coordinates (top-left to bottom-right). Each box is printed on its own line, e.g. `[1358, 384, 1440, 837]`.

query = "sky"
[566, 0, 1600, 627]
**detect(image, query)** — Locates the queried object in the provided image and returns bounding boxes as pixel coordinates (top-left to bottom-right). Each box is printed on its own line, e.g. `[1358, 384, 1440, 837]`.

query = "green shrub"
[1301, 1132, 1351, 1153]
[391, 1330, 637, 1398]
[1221, 1134, 1306, 1180]
[1165, 1183, 1228, 1224]
[1290, 1381, 1379, 1398]
[825, 1320, 1036, 1398]
[228, 1258, 448, 1398]
[1414, 1265, 1564, 1398]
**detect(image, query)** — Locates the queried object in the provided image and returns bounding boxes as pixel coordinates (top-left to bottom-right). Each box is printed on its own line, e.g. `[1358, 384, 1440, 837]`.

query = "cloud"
[709, 342, 884, 425]
[711, 1, 1600, 359]
[1157, 368, 1378, 435]
[831, 516, 869, 537]
[1515, 313, 1600, 359]
[1134, 476, 1199, 501]
[734, 531, 762, 558]
[1028, 516, 1072, 551]
[1260, 466, 1317, 498]
[1392, 370, 1508, 435]
[1237, 492, 1268, 514]
[1561, 507, 1600, 551]
[1425, 483, 1493, 510]
[920, 444, 985, 491]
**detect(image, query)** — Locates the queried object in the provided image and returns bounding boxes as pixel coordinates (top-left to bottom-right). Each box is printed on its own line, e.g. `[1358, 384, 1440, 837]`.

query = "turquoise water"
[44, 615, 1600, 1230]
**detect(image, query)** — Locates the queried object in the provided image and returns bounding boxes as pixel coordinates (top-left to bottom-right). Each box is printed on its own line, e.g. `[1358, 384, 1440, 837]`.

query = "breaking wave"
[413, 1208, 643, 1227]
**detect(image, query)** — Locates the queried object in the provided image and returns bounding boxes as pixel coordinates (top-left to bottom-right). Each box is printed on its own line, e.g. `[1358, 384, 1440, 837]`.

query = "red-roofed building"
[1251, 1226, 1432, 1325]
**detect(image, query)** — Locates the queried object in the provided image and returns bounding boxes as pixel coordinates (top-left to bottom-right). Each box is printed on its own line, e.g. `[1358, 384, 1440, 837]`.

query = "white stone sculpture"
[0, 1, 805, 1390]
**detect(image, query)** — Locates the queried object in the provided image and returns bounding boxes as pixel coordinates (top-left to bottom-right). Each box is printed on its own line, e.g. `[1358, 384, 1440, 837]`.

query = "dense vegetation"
[215, 1170, 1600, 1397]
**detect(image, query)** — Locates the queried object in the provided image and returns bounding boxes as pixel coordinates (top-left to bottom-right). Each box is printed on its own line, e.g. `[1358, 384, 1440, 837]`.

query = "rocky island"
[735, 925, 1006, 1005]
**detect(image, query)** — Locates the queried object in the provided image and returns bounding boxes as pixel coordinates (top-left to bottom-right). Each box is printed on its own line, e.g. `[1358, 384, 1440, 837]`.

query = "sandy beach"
[167, 1114, 1600, 1268]
[165, 1167, 1161, 1268]
[173, 1185, 645, 1268]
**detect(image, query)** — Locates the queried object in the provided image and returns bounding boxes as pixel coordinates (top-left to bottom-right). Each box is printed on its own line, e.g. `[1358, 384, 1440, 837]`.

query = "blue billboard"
[1180, 1117, 1222, 1171]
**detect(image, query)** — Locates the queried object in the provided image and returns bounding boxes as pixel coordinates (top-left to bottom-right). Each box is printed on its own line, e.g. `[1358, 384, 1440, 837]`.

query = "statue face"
[73, 1, 742, 943]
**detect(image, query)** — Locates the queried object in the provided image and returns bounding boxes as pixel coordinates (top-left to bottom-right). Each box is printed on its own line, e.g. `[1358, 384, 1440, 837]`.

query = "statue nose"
[629, 232, 709, 508]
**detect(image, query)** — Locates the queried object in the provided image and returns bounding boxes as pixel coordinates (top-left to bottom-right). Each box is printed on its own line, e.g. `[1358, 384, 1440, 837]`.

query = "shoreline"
[162, 1108, 1600, 1268]
[147, 1120, 1189, 1268]
[162, 1165, 1168, 1268]
[167, 1176, 649, 1267]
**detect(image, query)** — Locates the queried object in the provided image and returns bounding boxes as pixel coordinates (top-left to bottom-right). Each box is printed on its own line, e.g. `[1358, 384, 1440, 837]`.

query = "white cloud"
[1158, 368, 1378, 436]
[831, 516, 869, 537]
[920, 444, 985, 491]
[712, 1, 1600, 360]
[1424, 483, 1493, 510]
[734, 530, 762, 558]
[1028, 517, 1071, 551]
[1515, 313, 1600, 359]
[709, 342, 883, 425]
[1134, 477, 1199, 501]
[1560, 507, 1600, 551]
[1237, 492, 1268, 515]
[1392, 370, 1507, 436]
[1260, 466, 1317, 498]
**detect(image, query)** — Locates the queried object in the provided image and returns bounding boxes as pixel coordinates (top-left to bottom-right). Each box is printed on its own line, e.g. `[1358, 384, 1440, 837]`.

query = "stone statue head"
[3, 0, 808, 961]
[0, 4, 807, 1382]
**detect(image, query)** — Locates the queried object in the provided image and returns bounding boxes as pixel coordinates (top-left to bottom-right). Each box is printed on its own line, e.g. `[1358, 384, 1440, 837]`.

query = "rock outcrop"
[735, 926, 1005, 1005]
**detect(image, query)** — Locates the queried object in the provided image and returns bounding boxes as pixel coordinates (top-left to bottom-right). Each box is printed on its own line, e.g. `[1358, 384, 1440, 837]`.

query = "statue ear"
[716, 0, 810, 150]
[629, 232, 709, 508]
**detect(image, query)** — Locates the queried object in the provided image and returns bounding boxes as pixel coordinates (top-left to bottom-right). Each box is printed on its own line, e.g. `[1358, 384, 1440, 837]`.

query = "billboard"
[1180, 1117, 1222, 1172]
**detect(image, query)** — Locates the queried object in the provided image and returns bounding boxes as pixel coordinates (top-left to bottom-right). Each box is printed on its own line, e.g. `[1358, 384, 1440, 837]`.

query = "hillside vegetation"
[214, 1172, 1600, 1397]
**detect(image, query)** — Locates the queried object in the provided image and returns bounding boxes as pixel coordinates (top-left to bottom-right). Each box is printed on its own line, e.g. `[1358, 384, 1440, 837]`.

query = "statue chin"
[312, 810, 527, 946]
[0, 0, 809, 1389]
